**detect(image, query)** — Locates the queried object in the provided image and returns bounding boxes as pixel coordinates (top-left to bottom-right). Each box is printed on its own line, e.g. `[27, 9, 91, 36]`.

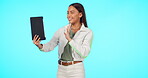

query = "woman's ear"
[79, 12, 82, 18]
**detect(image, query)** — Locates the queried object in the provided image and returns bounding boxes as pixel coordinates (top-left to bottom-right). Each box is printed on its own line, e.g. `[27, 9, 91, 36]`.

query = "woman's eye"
[71, 12, 74, 14]
[71, 11, 74, 14]
[70, 11, 74, 14]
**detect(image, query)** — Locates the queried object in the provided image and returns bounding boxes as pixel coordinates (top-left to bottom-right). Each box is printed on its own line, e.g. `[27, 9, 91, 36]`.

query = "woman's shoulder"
[85, 27, 92, 32]
[81, 26, 93, 33]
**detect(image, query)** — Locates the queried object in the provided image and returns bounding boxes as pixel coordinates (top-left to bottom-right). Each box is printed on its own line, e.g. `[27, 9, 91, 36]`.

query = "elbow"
[77, 47, 90, 58]
[82, 48, 90, 58]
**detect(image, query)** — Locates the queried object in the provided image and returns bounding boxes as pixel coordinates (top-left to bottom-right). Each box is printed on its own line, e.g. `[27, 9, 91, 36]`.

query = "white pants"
[57, 62, 85, 78]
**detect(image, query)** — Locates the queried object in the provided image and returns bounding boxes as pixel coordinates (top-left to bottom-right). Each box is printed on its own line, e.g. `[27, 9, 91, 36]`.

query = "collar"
[64, 23, 87, 32]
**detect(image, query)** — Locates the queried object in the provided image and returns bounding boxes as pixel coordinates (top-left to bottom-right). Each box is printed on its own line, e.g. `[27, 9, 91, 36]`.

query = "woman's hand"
[64, 28, 72, 42]
[33, 35, 43, 49]
[33, 35, 40, 45]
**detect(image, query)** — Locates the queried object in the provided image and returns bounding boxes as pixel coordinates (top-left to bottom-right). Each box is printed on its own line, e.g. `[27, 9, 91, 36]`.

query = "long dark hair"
[69, 3, 88, 28]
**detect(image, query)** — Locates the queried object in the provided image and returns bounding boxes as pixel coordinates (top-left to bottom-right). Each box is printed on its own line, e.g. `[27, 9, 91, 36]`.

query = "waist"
[58, 60, 82, 66]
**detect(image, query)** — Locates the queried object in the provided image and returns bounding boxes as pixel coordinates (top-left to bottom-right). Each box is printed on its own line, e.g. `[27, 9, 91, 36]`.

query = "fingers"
[36, 37, 40, 43]
[67, 27, 70, 33]
[33, 34, 37, 40]
[33, 34, 41, 45]
[64, 32, 66, 36]
[33, 35, 39, 40]
[67, 28, 68, 33]
[33, 35, 37, 41]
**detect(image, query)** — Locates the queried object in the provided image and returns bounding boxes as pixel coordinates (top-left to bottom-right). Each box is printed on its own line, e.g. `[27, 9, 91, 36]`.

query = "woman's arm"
[69, 31, 93, 58]
[33, 29, 60, 52]
[64, 27, 93, 58]
[39, 29, 60, 52]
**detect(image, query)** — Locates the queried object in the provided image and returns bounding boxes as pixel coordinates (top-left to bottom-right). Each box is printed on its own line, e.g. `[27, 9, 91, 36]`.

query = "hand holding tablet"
[30, 16, 46, 40]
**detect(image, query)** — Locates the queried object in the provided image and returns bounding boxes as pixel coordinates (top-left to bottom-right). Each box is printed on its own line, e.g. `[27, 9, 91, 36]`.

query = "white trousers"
[57, 62, 85, 78]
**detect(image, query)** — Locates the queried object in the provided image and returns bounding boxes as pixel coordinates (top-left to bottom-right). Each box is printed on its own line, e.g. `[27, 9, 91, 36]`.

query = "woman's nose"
[67, 15, 70, 19]
[67, 13, 72, 18]
[67, 14, 70, 18]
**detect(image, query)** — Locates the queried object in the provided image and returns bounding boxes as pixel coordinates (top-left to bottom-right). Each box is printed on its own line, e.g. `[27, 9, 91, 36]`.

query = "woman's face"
[67, 6, 82, 24]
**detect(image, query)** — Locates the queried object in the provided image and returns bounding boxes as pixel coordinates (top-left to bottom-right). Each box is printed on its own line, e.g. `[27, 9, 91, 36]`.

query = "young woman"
[33, 3, 93, 78]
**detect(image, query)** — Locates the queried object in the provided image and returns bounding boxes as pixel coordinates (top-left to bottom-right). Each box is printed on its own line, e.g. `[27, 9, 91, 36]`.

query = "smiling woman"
[1, 0, 148, 78]
[33, 3, 93, 78]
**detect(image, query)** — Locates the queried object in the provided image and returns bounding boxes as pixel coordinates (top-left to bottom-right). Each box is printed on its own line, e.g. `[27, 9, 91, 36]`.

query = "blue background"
[0, 0, 148, 78]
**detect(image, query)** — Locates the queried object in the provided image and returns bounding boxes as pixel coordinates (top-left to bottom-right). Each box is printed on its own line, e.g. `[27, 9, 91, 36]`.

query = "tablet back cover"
[30, 17, 46, 40]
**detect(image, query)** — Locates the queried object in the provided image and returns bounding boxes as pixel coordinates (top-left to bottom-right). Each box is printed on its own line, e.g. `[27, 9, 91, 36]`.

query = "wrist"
[35, 44, 40, 46]
[68, 38, 72, 42]
[36, 44, 43, 48]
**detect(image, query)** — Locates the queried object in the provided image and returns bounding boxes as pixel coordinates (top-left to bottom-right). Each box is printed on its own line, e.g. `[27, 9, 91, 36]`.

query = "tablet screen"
[30, 17, 46, 40]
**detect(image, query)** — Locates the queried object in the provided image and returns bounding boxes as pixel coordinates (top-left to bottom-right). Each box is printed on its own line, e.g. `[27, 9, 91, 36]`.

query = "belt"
[58, 60, 82, 66]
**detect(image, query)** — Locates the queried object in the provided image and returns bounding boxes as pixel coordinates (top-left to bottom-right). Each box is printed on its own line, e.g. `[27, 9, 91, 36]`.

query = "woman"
[33, 3, 93, 78]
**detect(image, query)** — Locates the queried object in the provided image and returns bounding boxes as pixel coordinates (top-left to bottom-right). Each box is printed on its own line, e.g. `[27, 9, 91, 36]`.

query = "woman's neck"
[71, 22, 82, 29]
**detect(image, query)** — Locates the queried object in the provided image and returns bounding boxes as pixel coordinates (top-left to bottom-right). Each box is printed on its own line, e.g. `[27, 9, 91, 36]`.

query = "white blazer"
[40, 23, 93, 61]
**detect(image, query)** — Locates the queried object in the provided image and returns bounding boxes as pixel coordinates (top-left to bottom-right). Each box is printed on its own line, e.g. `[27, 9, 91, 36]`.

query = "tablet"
[30, 16, 46, 40]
